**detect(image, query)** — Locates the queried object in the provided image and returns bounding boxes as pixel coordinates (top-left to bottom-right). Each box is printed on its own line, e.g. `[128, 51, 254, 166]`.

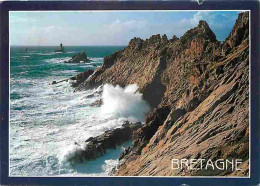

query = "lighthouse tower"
[55, 43, 64, 52]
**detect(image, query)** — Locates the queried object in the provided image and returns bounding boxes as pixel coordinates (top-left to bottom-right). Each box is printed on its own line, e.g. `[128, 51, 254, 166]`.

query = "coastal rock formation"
[65, 52, 91, 63]
[70, 69, 94, 87]
[75, 12, 249, 176]
[68, 122, 142, 163]
[131, 106, 171, 154]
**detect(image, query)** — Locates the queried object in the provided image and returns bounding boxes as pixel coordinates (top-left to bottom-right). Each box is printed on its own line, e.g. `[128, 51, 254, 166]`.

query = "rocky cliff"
[76, 12, 249, 176]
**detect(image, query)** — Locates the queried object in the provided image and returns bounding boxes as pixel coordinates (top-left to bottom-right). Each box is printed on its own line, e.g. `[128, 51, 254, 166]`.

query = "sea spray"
[59, 143, 86, 166]
[10, 46, 126, 176]
[101, 84, 150, 122]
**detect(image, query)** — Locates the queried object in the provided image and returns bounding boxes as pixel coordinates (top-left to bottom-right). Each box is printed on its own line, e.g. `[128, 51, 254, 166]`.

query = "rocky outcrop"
[75, 12, 249, 176]
[70, 69, 94, 87]
[222, 12, 249, 53]
[75, 17, 221, 109]
[131, 106, 171, 154]
[68, 122, 142, 163]
[111, 12, 249, 177]
[65, 52, 91, 63]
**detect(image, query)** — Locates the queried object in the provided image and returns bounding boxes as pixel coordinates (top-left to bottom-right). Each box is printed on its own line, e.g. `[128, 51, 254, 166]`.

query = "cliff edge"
[76, 12, 249, 176]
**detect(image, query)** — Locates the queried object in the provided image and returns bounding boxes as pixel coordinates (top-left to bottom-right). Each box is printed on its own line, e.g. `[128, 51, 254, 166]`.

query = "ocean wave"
[10, 76, 143, 176]
[89, 57, 103, 64]
[59, 70, 78, 74]
[38, 52, 56, 56]
[45, 57, 71, 63]
[90, 57, 103, 61]
[59, 144, 85, 164]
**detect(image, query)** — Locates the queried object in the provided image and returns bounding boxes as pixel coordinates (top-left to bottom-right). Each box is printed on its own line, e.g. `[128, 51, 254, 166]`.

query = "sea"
[9, 46, 150, 176]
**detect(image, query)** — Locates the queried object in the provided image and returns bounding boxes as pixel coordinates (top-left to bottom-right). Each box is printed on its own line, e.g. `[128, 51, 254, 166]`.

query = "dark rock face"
[65, 52, 91, 63]
[169, 35, 178, 42]
[68, 122, 142, 163]
[221, 12, 249, 56]
[132, 106, 171, 154]
[73, 12, 249, 177]
[70, 69, 94, 87]
[225, 12, 249, 48]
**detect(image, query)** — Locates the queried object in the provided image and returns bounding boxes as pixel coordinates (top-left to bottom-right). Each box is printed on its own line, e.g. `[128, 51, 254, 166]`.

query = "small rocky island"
[65, 52, 91, 63]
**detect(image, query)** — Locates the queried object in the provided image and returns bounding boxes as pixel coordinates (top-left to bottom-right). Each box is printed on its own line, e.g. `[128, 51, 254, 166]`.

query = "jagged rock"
[118, 146, 131, 160]
[132, 105, 171, 154]
[221, 12, 249, 57]
[70, 69, 94, 87]
[169, 35, 178, 42]
[65, 52, 91, 63]
[111, 12, 249, 176]
[68, 122, 143, 163]
[224, 12, 249, 49]
[75, 19, 221, 109]
[71, 12, 249, 177]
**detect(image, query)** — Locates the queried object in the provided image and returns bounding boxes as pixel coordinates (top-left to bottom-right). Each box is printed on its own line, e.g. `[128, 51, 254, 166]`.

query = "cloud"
[178, 12, 218, 28]
[10, 11, 240, 45]
[13, 19, 148, 46]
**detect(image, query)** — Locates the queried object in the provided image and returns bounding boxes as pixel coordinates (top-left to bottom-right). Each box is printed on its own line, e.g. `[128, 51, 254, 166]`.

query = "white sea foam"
[59, 144, 85, 164]
[102, 159, 118, 173]
[38, 52, 56, 56]
[45, 57, 71, 63]
[10, 81, 139, 176]
[10, 56, 144, 176]
[101, 84, 150, 122]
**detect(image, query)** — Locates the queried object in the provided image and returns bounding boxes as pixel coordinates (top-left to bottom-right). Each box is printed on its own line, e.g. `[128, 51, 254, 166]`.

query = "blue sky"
[10, 11, 242, 46]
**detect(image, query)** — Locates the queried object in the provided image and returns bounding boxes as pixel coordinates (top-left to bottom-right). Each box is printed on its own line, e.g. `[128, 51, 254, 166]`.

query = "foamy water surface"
[10, 46, 149, 176]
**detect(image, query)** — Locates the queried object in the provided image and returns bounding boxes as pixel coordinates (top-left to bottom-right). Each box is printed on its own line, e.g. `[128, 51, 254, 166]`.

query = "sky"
[9, 11, 243, 46]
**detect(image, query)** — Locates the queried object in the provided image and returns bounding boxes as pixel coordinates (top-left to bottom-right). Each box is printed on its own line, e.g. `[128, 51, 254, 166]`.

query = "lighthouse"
[60, 43, 63, 51]
[55, 43, 64, 53]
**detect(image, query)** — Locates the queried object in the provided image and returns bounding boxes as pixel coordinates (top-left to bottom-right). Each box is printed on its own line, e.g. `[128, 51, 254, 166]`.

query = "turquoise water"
[10, 46, 124, 100]
[9, 46, 138, 176]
